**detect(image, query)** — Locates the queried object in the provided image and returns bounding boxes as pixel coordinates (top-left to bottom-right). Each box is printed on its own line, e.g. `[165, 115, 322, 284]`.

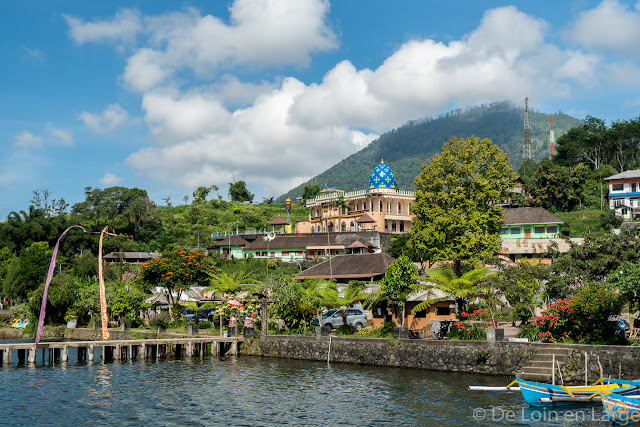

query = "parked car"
[183, 307, 216, 322]
[311, 308, 367, 331]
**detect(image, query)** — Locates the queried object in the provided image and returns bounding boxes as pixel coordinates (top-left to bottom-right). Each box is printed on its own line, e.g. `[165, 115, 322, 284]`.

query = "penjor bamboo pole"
[98, 226, 110, 340]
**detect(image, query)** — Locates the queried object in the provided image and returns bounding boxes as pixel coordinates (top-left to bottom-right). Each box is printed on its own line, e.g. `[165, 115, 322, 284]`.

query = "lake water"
[0, 339, 611, 426]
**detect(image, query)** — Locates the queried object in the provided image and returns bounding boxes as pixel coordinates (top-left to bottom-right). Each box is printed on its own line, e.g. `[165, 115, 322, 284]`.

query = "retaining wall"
[242, 335, 640, 382]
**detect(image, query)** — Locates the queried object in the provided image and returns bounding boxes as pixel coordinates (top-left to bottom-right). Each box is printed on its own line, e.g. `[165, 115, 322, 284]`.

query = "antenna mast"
[523, 97, 532, 160]
[549, 114, 556, 159]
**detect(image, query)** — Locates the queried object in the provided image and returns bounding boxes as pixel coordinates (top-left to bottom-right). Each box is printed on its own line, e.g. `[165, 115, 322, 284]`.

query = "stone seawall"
[242, 335, 640, 382]
[242, 335, 536, 376]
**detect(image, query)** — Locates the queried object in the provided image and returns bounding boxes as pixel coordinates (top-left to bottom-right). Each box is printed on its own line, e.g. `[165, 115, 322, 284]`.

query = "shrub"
[336, 324, 357, 336]
[448, 322, 487, 340]
[533, 284, 623, 344]
[149, 313, 170, 328]
[357, 321, 395, 338]
[198, 321, 212, 329]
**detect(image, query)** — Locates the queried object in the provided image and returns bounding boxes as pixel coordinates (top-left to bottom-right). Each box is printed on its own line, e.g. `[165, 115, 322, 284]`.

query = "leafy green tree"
[605, 261, 640, 313]
[4, 242, 55, 301]
[193, 185, 219, 203]
[71, 251, 98, 278]
[409, 136, 516, 275]
[411, 265, 490, 315]
[28, 273, 79, 325]
[518, 158, 538, 184]
[111, 287, 147, 323]
[301, 183, 321, 202]
[491, 262, 546, 322]
[369, 255, 418, 327]
[228, 181, 254, 202]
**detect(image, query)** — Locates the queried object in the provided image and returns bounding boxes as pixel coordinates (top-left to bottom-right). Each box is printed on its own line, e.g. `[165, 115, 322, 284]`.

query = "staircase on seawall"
[516, 347, 574, 382]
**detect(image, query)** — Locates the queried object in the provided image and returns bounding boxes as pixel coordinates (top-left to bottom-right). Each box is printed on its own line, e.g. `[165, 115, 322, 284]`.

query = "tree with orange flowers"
[137, 249, 215, 318]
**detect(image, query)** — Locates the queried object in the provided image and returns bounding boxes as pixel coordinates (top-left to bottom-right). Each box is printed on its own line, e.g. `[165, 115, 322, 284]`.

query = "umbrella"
[228, 299, 244, 308]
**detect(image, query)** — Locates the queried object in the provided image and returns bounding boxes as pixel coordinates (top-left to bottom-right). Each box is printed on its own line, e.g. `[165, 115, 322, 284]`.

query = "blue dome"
[369, 160, 396, 189]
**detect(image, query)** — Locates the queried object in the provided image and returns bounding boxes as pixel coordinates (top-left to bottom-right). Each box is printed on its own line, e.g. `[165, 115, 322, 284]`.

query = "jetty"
[0, 336, 243, 365]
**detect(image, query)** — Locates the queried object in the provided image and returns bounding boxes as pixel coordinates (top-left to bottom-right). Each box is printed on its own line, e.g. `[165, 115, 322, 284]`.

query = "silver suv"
[313, 308, 368, 331]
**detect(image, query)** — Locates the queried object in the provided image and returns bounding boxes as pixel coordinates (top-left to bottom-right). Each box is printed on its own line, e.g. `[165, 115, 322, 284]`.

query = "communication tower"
[523, 97, 532, 160]
[549, 114, 556, 158]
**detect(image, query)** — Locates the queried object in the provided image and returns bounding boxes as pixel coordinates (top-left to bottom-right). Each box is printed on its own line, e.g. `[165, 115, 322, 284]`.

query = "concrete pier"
[0, 337, 243, 366]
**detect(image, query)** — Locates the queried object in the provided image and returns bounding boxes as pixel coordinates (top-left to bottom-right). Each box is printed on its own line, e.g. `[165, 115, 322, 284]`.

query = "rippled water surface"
[0, 339, 611, 426]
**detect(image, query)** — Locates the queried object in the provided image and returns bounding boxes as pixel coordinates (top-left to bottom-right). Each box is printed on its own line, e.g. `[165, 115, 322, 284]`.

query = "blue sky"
[2, 0, 640, 219]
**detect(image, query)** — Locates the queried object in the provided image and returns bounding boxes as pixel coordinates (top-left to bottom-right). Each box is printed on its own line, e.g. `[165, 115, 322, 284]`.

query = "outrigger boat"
[510, 378, 640, 406]
[600, 391, 640, 424]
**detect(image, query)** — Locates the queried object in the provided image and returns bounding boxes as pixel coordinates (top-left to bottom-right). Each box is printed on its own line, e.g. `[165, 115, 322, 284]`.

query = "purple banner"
[35, 225, 94, 347]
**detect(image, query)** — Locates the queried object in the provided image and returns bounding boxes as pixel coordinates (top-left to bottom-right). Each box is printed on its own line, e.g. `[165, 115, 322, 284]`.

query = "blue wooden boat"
[602, 391, 640, 424]
[515, 378, 640, 406]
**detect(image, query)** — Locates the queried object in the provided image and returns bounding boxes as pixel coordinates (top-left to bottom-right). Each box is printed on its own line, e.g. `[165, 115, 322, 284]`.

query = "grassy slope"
[555, 210, 607, 238]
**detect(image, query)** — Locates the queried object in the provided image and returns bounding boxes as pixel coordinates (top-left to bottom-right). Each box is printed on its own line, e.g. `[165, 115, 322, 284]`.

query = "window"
[500, 228, 509, 235]
[614, 199, 623, 207]
[413, 309, 427, 318]
[261, 252, 267, 257]
[622, 208, 629, 215]
[398, 202, 402, 214]
[295, 251, 304, 256]
[534, 226, 545, 234]
[436, 307, 451, 316]
[282, 251, 290, 256]
[546, 226, 558, 233]
[380, 201, 383, 212]
[269, 252, 275, 258]
[613, 184, 624, 191]
[633, 183, 637, 192]
[510, 227, 521, 234]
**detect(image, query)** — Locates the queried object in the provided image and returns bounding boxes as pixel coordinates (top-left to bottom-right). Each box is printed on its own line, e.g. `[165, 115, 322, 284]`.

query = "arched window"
[350, 221, 355, 232]
[317, 225, 321, 233]
[341, 222, 346, 232]
[328, 222, 334, 232]
[398, 202, 401, 214]
[379, 201, 383, 212]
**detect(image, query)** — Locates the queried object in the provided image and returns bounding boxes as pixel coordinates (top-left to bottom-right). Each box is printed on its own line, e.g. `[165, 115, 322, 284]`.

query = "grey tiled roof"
[503, 207, 565, 225]
[604, 170, 640, 181]
[295, 252, 395, 279]
[244, 234, 373, 250]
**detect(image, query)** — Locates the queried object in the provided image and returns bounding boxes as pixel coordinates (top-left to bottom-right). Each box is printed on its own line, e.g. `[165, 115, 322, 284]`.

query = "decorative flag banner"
[35, 225, 127, 347]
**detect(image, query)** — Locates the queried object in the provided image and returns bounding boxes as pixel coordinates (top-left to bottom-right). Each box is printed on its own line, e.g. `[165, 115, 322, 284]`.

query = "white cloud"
[566, 0, 640, 56]
[65, 8, 141, 45]
[23, 47, 44, 61]
[46, 124, 74, 146]
[79, 103, 130, 134]
[126, 78, 375, 196]
[13, 131, 42, 148]
[99, 173, 122, 186]
[290, 6, 583, 131]
[71, 0, 337, 91]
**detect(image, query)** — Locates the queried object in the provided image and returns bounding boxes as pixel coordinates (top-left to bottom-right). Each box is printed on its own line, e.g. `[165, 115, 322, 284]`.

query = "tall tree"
[229, 181, 254, 202]
[409, 136, 516, 275]
[369, 255, 418, 327]
[301, 183, 321, 202]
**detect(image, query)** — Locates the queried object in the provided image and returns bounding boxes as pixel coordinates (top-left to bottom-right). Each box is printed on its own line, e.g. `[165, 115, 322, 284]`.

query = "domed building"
[297, 160, 415, 235]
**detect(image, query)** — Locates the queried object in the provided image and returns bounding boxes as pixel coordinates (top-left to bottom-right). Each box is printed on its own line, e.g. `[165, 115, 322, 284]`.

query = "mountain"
[278, 101, 583, 201]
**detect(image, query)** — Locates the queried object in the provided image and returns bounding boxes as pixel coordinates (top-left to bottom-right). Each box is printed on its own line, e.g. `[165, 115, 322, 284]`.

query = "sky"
[2, 0, 640, 219]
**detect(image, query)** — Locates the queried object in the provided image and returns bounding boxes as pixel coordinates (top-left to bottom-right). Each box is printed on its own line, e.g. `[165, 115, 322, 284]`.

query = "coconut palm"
[411, 265, 492, 315]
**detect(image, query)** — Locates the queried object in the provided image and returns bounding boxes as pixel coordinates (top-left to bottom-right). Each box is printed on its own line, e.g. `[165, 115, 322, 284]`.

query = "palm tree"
[411, 265, 492, 315]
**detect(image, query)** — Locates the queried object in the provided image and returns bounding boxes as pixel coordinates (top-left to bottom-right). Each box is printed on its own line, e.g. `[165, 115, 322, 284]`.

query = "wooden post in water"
[28, 347, 36, 363]
[3, 348, 10, 364]
[61, 347, 68, 363]
[212, 341, 219, 356]
[261, 298, 268, 336]
[140, 343, 146, 360]
[88, 344, 94, 362]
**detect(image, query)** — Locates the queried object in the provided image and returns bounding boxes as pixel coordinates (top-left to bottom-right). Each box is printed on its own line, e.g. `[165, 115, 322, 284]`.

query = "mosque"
[296, 160, 416, 234]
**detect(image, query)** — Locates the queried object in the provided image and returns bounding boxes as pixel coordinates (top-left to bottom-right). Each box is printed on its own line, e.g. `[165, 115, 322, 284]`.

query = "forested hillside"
[279, 101, 582, 201]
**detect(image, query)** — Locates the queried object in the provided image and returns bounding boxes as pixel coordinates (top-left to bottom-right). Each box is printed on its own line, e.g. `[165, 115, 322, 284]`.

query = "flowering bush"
[448, 323, 487, 340]
[530, 284, 622, 344]
[137, 250, 215, 316]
